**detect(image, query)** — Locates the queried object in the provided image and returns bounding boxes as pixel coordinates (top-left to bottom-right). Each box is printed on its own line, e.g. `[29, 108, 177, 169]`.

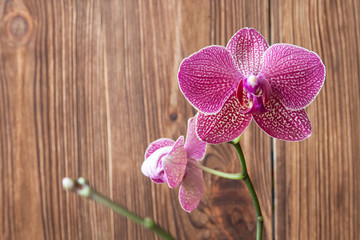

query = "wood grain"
[0, 0, 111, 239]
[1, 0, 358, 239]
[272, 0, 360, 239]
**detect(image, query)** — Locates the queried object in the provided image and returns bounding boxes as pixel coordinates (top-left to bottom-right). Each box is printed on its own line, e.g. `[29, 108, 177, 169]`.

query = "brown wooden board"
[1, 0, 359, 239]
[0, 0, 111, 239]
[272, 0, 360, 239]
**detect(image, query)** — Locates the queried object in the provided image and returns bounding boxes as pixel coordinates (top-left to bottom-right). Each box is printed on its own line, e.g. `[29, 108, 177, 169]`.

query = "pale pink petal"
[259, 43, 325, 110]
[226, 28, 269, 77]
[179, 160, 204, 212]
[162, 136, 188, 188]
[178, 46, 241, 114]
[145, 138, 175, 159]
[196, 93, 252, 144]
[253, 94, 312, 141]
[141, 145, 172, 183]
[142, 138, 175, 183]
[184, 117, 207, 160]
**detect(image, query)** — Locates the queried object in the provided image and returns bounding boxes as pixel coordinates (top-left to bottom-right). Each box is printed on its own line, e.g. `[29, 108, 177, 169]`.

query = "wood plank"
[0, 0, 111, 239]
[1, 0, 274, 239]
[272, 0, 360, 239]
[103, 0, 272, 239]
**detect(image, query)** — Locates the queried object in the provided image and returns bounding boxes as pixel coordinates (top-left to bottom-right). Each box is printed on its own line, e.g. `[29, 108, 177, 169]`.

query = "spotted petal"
[162, 136, 188, 188]
[178, 46, 240, 114]
[196, 93, 252, 144]
[179, 160, 204, 212]
[184, 117, 207, 160]
[227, 28, 269, 77]
[259, 44, 325, 110]
[253, 94, 312, 141]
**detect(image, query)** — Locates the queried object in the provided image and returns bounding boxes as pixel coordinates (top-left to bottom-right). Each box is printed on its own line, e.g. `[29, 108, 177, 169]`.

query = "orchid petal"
[227, 28, 269, 77]
[253, 94, 312, 141]
[162, 136, 188, 188]
[178, 46, 240, 114]
[141, 146, 171, 183]
[145, 138, 175, 159]
[196, 93, 253, 144]
[259, 43, 325, 110]
[142, 139, 175, 183]
[184, 117, 207, 160]
[179, 160, 204, 212]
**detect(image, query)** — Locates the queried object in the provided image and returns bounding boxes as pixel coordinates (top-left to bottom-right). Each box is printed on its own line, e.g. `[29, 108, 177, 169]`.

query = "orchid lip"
[236, 75, 272, 114]
[240, 96, 267, 114]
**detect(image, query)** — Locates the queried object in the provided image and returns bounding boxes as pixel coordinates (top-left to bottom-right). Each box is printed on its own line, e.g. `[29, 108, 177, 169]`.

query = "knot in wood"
[169, 112, 178, 122]
[8, 15, 29, 40]
[1, 3, 34, 46]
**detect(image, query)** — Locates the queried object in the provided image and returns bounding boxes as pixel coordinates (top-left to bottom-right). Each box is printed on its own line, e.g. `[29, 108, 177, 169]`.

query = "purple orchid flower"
[178, 28, 325, 144]
[141, 117, 207, 212]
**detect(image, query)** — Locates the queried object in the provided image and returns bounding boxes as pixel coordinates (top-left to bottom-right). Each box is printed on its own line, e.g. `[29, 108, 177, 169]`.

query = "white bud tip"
[77, 185, 92, 197]
[77, 177, 87, 185]
[62, 177, 75, 190]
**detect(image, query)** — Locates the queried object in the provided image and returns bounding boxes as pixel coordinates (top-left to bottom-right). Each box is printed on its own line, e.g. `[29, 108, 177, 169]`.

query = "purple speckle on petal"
[253, 93, 312, 141]
[178, 46, 240, 114]
[196, 93, 252, 144]
[259, 43, 325, 110]
[227, 28, 269, 76]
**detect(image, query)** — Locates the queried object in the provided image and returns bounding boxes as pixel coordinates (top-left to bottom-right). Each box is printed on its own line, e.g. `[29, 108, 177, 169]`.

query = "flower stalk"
[190, 161, 245, 180]
[62, 177, 175, 240]
[232, 142, 263, 240]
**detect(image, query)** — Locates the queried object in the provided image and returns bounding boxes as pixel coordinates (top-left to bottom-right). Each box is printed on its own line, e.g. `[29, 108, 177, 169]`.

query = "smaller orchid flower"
[141, 117, 207, 212]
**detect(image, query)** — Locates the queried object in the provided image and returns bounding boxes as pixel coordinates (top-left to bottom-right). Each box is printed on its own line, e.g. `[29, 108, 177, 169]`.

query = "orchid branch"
[232, 142, 263, 240]
[62, 177, 175, 240]
[190, 161, 245, 180]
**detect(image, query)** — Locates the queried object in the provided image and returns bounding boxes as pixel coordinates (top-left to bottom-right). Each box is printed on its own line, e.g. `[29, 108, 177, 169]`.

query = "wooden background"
[0, 0, 359, 239]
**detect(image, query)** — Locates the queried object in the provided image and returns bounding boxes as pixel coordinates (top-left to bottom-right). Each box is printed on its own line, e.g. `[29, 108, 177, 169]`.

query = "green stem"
[190, 161, 245, 180]
[232, 142, 263, 240]
[63, 177, 175, 240]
